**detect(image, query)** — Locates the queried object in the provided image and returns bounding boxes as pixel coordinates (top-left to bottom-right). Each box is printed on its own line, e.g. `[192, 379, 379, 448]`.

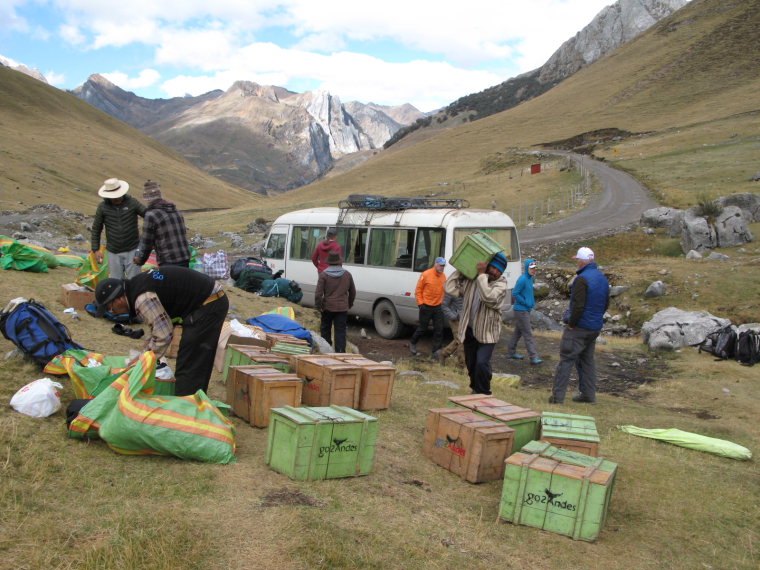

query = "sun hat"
[98, 178, 129, 199]
[143, 179, 163, 202]
[573, 247, 595, 261]
[489, 252, 508, 273]
[95, 278, 125, 307]
[435, 257, 446, 266]
[326, 251, 342, 265]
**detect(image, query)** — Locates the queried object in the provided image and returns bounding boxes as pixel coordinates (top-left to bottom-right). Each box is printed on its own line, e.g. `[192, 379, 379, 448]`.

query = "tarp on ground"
[246, 312, 312, 346]
[68, 351, 236, 463]
[618, 425, 752, 460]
[0, 236, 59, 272]
[76, 250, 108, 289]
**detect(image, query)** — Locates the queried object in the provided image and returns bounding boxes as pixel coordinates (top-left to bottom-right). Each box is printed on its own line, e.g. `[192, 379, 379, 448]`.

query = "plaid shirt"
[135, 201, 190, 265]
[134, 282, 222, 356]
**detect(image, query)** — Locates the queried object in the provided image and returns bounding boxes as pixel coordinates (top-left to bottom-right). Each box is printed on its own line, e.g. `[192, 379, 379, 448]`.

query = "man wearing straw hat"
[444, 252, 509, 395]
[90, 177, 146, 279]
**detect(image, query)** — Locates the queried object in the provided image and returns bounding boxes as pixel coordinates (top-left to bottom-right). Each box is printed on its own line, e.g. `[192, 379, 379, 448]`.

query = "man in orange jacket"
[409, 257, 447, 360]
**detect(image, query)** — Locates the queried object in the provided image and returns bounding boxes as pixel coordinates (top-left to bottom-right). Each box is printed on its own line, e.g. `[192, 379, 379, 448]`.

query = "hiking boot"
[530, 357, 544, 365]
[572, 394, 596, 404]
[547, 395, 564, 404]
[507, 353, 524, 360]
[408, 343, 418, 356]
[433, 350, 444, 364]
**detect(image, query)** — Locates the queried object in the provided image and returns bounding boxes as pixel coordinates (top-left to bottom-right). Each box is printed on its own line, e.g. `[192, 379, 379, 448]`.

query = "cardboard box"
[540, 412, 600, 457]
[266, 405, 378, 480]
[500, 441, 617, 541]
[331, 354, 395, 411]
[225, 365, 302, 427]
[291, 355, 362, 408]
[60, 283, 95, 310]
[422, 408, 515, 483]
[447, 395, 541, 452]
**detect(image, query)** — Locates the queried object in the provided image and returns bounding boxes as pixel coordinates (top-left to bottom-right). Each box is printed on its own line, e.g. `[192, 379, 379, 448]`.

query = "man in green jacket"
[90, 178, 146, 279]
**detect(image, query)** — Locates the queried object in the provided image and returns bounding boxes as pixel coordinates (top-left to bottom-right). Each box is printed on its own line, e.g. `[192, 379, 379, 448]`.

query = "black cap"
[95, 278, 125, 307]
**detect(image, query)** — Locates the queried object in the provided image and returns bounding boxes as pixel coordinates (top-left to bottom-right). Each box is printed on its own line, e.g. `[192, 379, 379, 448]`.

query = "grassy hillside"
[0, 66, 257, 213]
[185, 0, 758, 233]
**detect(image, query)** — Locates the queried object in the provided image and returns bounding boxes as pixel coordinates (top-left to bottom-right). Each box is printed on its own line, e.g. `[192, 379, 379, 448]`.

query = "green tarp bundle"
[0, 236, 59, 272]
[619, 425, 752, 460]
[68, 351, 236, 463]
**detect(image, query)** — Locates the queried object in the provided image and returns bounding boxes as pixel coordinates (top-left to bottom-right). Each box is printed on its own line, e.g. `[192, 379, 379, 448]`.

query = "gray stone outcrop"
[679, 205, 754, 253]
[640, 206, 684, 237]
[641, 307, 731, 350]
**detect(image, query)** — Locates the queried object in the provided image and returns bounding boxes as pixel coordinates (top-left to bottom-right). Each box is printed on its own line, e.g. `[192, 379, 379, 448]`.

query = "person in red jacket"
[409, 257, 447, 360]
[314, 251, 356, 353]
[311, 228, 343, 273]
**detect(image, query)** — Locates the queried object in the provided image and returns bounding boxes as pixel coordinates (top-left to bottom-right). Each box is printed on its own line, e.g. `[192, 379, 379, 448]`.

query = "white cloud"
[59, 23, 85, 44]
[45, 70, 66, 85]
[103, 68, 161, 90]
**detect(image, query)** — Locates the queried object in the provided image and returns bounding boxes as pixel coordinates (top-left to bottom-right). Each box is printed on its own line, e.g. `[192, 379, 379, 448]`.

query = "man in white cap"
[409, 256, 447, 360]
[549, 247, 609, 405]
[90, 177, 146, 279]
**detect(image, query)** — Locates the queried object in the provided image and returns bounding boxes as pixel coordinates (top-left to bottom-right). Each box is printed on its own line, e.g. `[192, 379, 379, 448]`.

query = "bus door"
[263, 224, 288, 273]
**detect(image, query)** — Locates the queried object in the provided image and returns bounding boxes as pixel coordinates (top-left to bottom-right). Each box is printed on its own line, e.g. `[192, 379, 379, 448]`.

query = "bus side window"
[337, 227, 367, 265]
[368, 228, 413, 268]
[414, 228, 445, 271]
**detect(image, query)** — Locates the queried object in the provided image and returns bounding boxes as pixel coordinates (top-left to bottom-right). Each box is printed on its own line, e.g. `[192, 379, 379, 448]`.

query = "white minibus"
[261, 197, 521, 338]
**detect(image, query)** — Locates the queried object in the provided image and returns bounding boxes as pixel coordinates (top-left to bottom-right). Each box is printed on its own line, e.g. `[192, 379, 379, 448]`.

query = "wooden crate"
[500, 441, 617, 542]
[266, 405, 378, 480]
[291, 355, 361, 408]
[447, 395, 541, 452]
[227, 365, 296, 427]
[222, 344, 292, 383]
[422, 408, 515, 483]
[540, 412, 600, 457]
[331, 354, 395, 411]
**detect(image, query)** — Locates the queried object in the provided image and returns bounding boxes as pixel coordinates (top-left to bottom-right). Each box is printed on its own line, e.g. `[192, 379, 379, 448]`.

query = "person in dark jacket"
[90, 177, 146, 279]
[311, 228, 343, 273]
[95, 266, 228, 396]
[506, 258, 543, 364]
[549, 247, 610, 404]
[134, 180, 190, 268]
[314, 251, 356, 353]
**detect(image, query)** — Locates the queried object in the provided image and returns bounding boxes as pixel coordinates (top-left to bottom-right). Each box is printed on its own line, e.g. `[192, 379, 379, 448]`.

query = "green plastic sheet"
[619, 425, 752, 460]
[0, 238, 59, 272]
[68, 351, 236, 463]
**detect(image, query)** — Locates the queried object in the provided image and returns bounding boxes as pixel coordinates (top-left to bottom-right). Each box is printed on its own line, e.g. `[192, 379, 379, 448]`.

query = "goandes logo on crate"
[524, 489, 577, 512]
[304, 377, 320, 391]
[435, 434, 466, 457]
[319, 437, 358, 458]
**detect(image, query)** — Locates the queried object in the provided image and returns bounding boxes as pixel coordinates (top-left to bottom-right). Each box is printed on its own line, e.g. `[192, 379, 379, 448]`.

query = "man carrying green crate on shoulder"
[444, 252, 509, 395]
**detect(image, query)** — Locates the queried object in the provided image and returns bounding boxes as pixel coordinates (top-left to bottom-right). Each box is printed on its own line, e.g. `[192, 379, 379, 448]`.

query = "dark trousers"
[463, 326, 496, 395]
[175, 294, 229, 396]
[551, 327, 600, 402]
[410, 304, 444, 353]
[321, 310, 348, 353]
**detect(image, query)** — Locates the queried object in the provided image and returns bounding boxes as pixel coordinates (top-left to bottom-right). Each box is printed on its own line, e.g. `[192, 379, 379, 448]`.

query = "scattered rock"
[641, 307, 731, 350]
[645, 280, 667, 297]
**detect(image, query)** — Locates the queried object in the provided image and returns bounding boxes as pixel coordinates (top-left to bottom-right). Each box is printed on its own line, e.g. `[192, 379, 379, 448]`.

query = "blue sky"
[1, 0, 617, 111]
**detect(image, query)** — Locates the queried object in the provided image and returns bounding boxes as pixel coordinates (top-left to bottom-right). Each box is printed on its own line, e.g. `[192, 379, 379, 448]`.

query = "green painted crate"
[500, 441, 617, 542]
[266, 405, 378, 481]
[447, 395, 541, 452]
[540, 412, 601, 457]
[449, 231, 506, 279]
[222, 344, 291, 383]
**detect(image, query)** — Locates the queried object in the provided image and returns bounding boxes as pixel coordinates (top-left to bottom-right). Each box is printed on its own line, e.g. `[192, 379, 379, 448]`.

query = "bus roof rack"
[338, 195, 470, 210]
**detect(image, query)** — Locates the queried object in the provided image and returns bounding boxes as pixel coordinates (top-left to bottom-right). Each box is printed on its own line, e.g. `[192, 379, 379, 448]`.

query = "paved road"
[519, 151, 657, 246]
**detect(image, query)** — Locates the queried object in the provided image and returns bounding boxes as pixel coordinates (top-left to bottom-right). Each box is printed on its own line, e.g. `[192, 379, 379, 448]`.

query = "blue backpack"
[0, 299, 84, 368]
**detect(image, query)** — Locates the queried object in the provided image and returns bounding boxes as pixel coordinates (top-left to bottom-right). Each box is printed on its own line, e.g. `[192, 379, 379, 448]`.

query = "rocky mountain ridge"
[387, 0, 690, 147]
[71, 75, 423, 195]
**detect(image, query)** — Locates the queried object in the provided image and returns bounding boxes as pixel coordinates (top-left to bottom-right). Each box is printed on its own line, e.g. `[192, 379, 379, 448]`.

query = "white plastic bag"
[9, 378, 64, 418]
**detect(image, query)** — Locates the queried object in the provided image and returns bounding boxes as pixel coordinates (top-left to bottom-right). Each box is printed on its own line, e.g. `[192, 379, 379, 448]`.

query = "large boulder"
[679, 205, 753, 253]
[716, 192, 760, 223]
[641, 307, 731, 350]
[640, 207, 684, 237]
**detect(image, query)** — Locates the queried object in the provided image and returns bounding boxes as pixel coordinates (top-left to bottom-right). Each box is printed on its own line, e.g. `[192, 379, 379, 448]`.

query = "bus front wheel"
[373, 300, 404, 339]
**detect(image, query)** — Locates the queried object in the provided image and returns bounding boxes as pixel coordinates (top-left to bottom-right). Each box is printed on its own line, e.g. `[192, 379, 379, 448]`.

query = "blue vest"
[573, 263, 608, 331]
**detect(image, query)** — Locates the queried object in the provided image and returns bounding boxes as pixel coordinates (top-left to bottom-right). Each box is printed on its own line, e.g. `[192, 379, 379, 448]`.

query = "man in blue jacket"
[549, 247, 609, 404]
[506, 258, 543, 364]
